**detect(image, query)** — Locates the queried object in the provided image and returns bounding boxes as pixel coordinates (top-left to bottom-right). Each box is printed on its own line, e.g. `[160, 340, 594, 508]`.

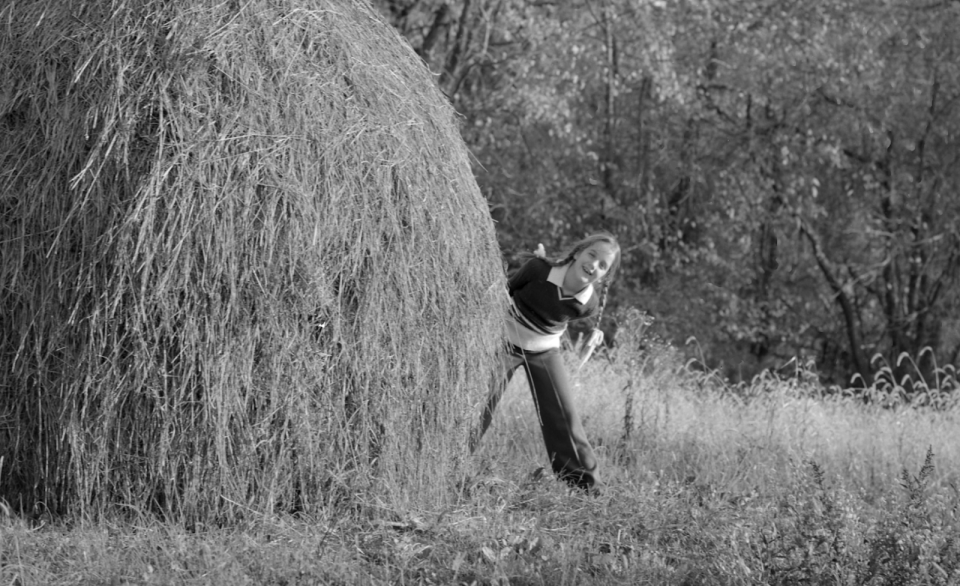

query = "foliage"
[374, 0, 960, 388]
[755, 450, 960, 585]
[859, 448, 960, 585]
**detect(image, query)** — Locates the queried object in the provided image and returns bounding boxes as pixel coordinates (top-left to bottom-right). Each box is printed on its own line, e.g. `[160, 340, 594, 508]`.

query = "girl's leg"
[521, 348, 600, 489]
[469, 349, 524, 453]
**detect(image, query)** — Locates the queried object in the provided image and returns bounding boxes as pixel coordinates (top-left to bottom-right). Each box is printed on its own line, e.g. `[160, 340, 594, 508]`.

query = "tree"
[374, 0, 960, 387]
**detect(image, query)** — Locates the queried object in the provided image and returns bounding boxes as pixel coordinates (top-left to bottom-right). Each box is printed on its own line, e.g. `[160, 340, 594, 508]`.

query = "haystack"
[0, 0, 505, 522]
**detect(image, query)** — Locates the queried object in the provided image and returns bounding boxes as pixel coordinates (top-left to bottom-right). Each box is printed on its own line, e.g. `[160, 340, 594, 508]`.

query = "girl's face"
[567, 241, 618, 290]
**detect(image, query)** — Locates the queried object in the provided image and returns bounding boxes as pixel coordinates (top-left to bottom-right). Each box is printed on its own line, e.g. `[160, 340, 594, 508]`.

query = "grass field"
[3, 341, 959, 585]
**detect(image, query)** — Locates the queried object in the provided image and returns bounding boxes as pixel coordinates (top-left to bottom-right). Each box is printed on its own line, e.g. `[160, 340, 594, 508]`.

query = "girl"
[471, 232, 621, 491]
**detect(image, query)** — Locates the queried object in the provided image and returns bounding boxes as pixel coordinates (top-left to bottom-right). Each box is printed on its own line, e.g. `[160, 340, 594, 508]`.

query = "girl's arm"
[507, 257, 542, 294]
[506, 243, 547, 295]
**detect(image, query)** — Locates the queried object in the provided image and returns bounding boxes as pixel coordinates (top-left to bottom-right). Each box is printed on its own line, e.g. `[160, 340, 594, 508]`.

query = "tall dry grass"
[480, 310, 960, 501]
[4, 328, 959, 585]
[0, 0, 505, 523]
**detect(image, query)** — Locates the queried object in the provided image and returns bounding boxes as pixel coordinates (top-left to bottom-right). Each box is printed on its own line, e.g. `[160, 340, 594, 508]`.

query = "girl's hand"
[534, 243, 546, 259]
[586, 329, 604, 348]
[578, 329, 604, 369]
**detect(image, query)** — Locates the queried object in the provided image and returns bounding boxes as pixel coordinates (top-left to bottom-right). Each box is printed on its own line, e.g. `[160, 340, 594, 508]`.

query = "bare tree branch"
[798, 219, 870, 382]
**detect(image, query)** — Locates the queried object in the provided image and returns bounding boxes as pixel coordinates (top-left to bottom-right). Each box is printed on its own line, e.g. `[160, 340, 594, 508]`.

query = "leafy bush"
[755, 448, 960, 585]
[858, 448, 960, 585]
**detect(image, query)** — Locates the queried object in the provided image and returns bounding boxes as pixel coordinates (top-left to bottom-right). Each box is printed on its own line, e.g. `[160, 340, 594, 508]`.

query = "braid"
[595, 284, 608, 330]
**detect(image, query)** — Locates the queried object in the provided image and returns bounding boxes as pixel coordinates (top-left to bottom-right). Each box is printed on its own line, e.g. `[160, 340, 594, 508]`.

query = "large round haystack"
[0, 0, 505, 521]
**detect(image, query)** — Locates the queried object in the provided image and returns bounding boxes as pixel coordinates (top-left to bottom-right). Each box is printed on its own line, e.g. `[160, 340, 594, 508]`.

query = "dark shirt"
[506, 258, 598, 350]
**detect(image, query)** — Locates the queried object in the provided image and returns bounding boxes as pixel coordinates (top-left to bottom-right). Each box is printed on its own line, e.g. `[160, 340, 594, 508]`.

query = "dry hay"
[0, 0, 506, 522]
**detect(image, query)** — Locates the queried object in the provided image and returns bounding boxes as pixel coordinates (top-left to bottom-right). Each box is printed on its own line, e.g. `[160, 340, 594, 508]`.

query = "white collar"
[547, 264, 594, 304]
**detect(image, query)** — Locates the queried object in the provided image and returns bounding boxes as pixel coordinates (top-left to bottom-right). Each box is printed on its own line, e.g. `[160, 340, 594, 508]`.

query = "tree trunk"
[599, 3, 619, 217]
[799, 220, 870, 384]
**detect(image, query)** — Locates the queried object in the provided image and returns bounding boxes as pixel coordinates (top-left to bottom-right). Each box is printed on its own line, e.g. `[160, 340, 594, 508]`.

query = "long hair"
[518, 231, 621, 326]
